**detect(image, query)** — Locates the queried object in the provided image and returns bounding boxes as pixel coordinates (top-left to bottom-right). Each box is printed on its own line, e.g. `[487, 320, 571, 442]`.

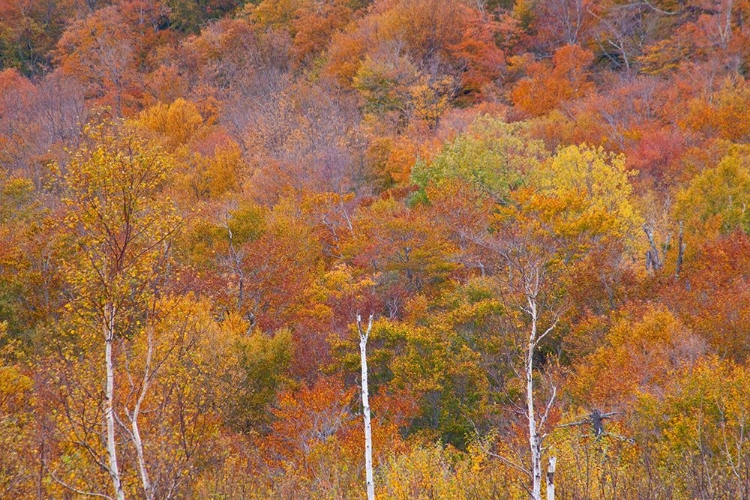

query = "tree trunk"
[358, 314, 375, 500]
[104, 303, 125, 500]
[527, 299, 542, 500]
[547, 456, 557, 500]
[131, 327, 154, 500]
[675, 221, 685, 279]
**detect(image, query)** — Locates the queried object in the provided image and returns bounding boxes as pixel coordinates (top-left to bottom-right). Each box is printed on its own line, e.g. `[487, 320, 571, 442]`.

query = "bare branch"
[539, 384, 558, 434]
[639, 0, 678, 15]
[356, 313, 374, 341]
[536, 314, 561, 346]
[48, 470, 113, 500]
[488, 451, 532, 478]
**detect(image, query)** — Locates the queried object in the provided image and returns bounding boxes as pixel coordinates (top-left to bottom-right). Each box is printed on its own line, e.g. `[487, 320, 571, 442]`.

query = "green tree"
[412, 116, 547, 203]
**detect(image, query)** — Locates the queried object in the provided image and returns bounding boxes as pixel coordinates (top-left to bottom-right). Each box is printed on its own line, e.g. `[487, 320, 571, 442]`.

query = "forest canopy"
[0, 0, 749, 498]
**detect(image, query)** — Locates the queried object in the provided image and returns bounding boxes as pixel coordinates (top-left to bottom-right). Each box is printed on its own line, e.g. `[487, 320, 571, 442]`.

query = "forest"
[0, 0, 749, 498]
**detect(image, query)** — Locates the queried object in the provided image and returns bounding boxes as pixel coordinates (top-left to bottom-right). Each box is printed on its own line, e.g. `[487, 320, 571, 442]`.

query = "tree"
[0, 321, 37, 497]
[56, 6, 137, 115]
[533, 0, 596, 47]
[322, 0, 503, 101]
[684, 80, 750, 142]
[509, 44, 594, 117]
[220, 324, 293, 434]
[422, 142, 641, 498]
[532, 144, 642, 244]
[344, 194, 458, 320]
[660, 231, 750, 360]
[633, 357, 750, 497]
[263, 375, 361, 496]
[571, 306, 705, 408]
[0, 0, 77, 76]
[357, 314, 375, 500]
[57, 120, 180, 499]
[488, 191, 567, 500]
[674, 150, 750, 242]
[137, 98, 205, 149]
[412, 115, 548, 203]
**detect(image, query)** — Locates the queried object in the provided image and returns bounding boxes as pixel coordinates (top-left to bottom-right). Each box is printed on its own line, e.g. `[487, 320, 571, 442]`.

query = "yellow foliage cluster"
[137, 98, 204, 147]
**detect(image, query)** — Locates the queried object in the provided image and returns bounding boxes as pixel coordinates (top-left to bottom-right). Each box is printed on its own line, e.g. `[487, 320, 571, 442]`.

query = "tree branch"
[48, 469, 113, 500]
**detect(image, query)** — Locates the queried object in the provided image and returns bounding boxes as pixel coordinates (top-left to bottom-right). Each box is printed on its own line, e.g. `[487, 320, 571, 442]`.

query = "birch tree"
[491, 147, 639, 498]
[490, 212, 564, 500]
[58, 121, 179, 499]
[357, 314, 375, 500]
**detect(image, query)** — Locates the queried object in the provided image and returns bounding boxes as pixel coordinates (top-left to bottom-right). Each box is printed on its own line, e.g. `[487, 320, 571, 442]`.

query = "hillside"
[0, 0, 749, 498]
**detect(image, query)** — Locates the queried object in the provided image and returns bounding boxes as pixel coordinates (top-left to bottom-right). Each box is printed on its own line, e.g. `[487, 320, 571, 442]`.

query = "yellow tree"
[0, 321, 36, 497]
[674, 149, 750, 245]
[420, 142, 643, 485]
[427, 143, 641, 498]
[57, 120, 180, 499]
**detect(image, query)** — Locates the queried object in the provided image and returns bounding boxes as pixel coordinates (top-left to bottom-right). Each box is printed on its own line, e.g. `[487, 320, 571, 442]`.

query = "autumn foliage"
[0, 0, 749, 498]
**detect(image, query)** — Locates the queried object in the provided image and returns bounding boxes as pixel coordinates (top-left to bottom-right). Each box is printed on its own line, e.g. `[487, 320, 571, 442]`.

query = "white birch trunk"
[527, 295, 542, 500]
[357, 314, 375, 500]
[131, 327, 154, 500]
[546, 456, 557, 500]
[104, 303, 125, 500]
[527, 345, 542, 499]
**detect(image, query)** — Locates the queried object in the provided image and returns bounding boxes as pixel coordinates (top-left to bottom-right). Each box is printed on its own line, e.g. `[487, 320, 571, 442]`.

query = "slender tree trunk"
[547, 456, 557, 500]
[357, 314, 375, 500]
[104, 302, 125, 500]
[527, 344, 542, 499]
[675, 221, 685, 279]
[131, 327, 154, 500]
[131, 418, 151, 500]
[527, 296, 542, 500]
[225, 218, 245, 311]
